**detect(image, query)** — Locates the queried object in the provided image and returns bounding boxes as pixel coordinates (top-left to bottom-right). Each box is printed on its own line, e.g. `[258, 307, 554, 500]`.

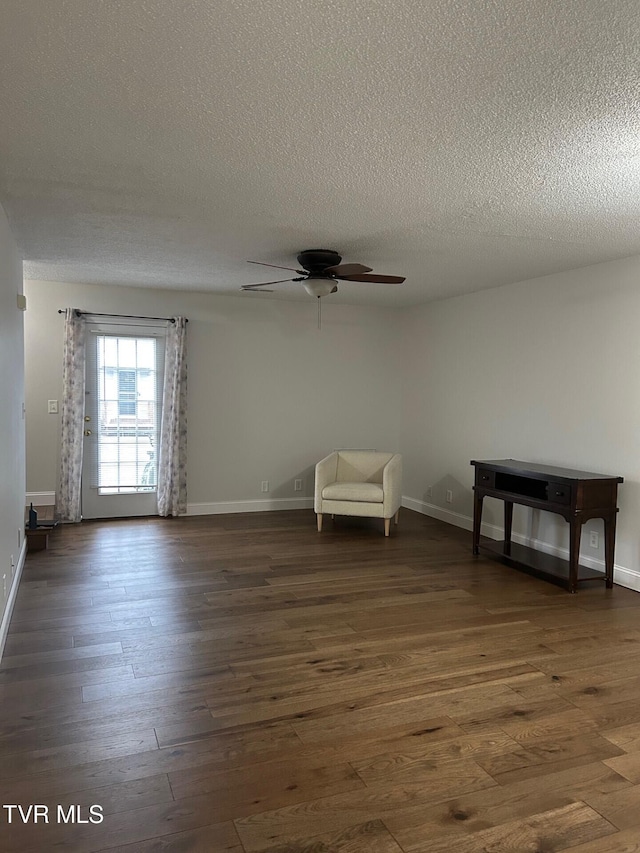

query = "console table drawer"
[476, 469, 495, 488]
[547, 482, 571, 504]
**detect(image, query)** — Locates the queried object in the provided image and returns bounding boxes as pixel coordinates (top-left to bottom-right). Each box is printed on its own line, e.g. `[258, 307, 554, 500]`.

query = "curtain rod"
[58, 310, 188, 323]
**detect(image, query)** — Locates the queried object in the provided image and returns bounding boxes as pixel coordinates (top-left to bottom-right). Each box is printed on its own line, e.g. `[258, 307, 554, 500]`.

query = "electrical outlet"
[446, 489, 453, 504]
[47, 399, 59, 414]
[589, 531, 599, 549]
[294, 479, 303, 492]
[2, 575, 6, 598]
[426, 486, 432, 498]
[261, 481, 269, 493]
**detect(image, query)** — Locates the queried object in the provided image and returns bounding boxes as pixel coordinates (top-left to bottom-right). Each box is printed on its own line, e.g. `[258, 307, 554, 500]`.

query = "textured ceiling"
[1, 0, 640, 307]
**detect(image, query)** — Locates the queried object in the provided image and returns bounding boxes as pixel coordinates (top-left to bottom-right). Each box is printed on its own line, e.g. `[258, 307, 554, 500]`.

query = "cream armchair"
[314, 450, 403, 536]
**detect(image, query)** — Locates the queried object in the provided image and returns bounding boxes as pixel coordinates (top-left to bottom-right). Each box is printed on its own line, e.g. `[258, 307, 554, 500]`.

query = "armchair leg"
[395, 509, 400, 525]
[384, 518, 391, 537]
[317, 513, 323, 532]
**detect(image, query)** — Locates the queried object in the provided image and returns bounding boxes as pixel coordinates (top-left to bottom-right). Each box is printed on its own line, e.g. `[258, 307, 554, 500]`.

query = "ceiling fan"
[241, 249, 405, 297]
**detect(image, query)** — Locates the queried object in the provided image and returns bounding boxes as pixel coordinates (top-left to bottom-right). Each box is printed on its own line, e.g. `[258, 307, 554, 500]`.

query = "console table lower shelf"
[478, 540, 605, 590]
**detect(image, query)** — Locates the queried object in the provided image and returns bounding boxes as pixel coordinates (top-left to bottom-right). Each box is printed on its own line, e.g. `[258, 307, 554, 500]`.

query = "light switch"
[47, 400, 58, 414]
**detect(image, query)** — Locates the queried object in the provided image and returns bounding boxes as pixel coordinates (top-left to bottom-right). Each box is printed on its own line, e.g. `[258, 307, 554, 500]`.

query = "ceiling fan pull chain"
[317, 296, 321, 329]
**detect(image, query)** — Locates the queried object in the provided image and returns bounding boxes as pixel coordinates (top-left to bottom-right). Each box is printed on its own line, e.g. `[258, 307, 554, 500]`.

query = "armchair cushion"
[322, 481, 384, 502]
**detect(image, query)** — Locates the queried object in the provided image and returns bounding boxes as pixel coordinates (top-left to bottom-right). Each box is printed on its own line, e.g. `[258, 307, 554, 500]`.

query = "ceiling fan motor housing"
[297, 249, 342, 274]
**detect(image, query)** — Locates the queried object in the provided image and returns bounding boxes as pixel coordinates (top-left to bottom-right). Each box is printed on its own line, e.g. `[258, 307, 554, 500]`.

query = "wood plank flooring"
[1, 509, 640, 851]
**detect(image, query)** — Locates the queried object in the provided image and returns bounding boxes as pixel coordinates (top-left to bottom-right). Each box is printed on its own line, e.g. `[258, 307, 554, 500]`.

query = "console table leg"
[504, 501, 513, 557]
[472, 493, 483, 555]
[604, 514, 616, 589]
[568, 518, 581, 594]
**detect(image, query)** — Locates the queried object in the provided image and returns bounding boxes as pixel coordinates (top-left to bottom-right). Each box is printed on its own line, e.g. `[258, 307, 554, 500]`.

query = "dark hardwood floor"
[2, 509, 640, 852]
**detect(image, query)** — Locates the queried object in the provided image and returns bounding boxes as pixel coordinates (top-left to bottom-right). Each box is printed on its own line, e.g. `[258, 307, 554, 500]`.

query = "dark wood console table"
[471, 459, 623, 593]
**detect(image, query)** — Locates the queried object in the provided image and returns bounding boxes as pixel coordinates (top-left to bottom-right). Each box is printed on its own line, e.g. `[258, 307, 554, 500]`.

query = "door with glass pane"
[81, 331, 164, 518]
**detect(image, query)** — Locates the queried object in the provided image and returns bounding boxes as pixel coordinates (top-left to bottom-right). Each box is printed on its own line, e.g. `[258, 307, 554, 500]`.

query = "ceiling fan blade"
[339, 273, 406, 284]
[248, 260, 304, 273]
[241, 278, 296, 290]
[325, 262, 373, 276]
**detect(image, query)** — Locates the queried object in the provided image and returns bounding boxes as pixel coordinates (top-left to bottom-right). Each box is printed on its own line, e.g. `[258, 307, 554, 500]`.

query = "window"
[117, 369, 137, 416]
[90, 335, 162, 493]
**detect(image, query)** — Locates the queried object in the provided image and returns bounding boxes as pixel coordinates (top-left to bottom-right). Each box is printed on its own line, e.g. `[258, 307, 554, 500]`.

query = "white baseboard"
[186, 497, 314, 516]
[402, 494, 640, 592]
[26, 491, 56, 506]
[610, 565, 640, 593]
[0, 538, 27, 662]
[402, 496, 474, 531]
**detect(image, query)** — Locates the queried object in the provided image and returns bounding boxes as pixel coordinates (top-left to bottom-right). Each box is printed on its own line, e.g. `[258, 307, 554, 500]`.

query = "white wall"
[0, 203, 26, 649]
[24, 281, 403, 512]
[401, 255, 640, 588]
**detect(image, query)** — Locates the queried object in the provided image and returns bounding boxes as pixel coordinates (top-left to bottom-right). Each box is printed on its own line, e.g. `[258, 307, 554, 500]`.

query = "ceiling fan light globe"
[303, 280, 336, 298]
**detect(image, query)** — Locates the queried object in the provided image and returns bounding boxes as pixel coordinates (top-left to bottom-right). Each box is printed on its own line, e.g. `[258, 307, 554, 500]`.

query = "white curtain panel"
[157, 317, 188, 516]
[57, 308, 86, 522]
